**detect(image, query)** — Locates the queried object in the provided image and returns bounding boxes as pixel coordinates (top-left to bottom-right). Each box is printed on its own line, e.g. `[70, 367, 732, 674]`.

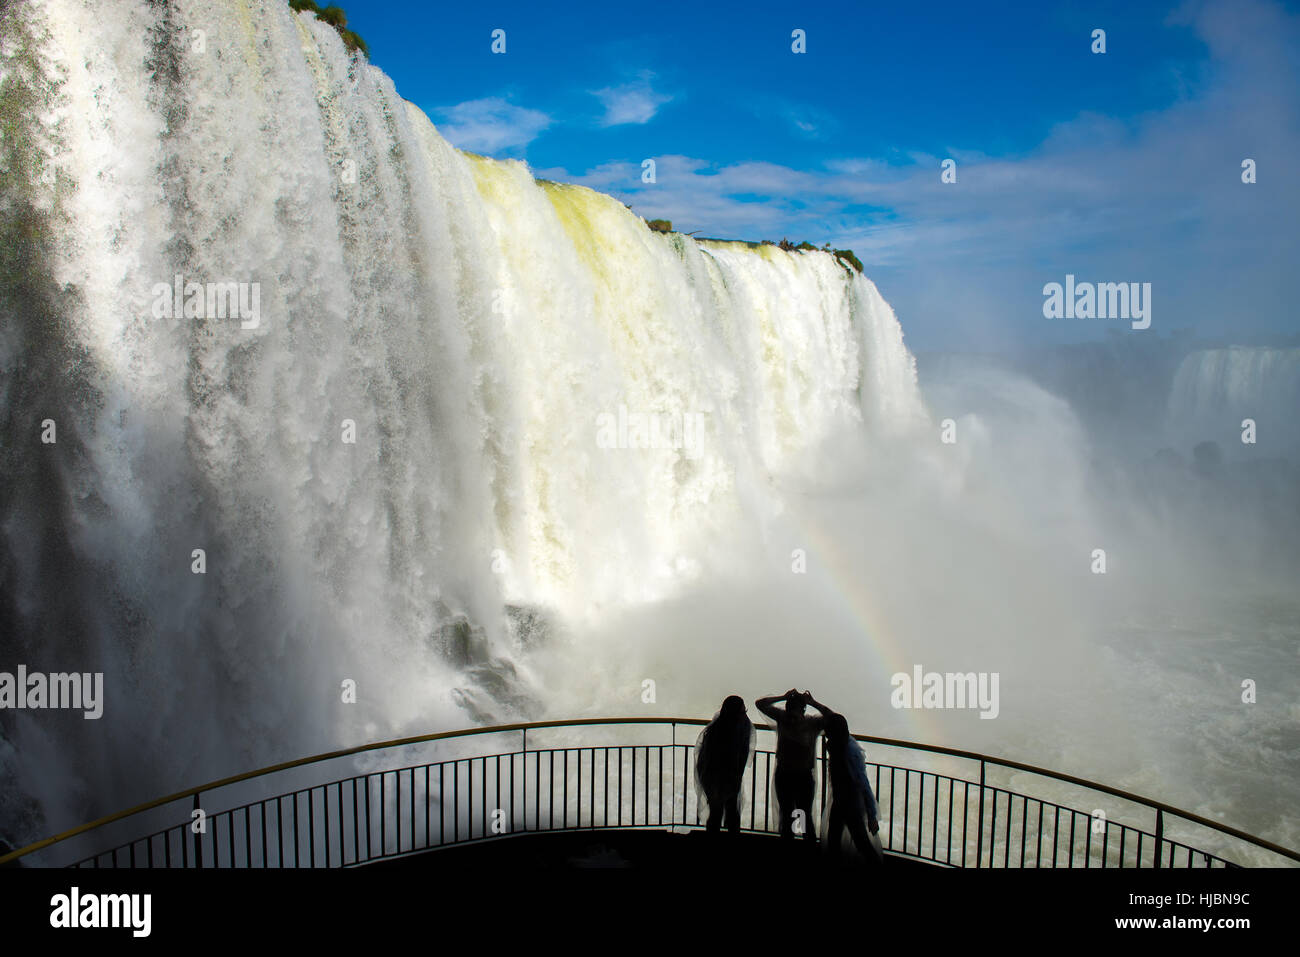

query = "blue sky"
[337, 0, 1300, 352]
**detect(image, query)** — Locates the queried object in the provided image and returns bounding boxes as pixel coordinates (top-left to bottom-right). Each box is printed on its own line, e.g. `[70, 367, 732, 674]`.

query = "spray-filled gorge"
[2, 0, 1297, 860]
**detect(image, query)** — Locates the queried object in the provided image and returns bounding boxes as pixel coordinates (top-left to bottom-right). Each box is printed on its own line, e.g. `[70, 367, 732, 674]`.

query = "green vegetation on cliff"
[289, 1, 369, 57]
[832, 248, 864, 274]
[765, 238, 864, 273]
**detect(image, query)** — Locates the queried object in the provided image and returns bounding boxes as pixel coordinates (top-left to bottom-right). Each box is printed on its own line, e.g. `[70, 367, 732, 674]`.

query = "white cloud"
[780, 102, 839, 140]
[434, 97, 551, 154]
[592, 75, 672, 126]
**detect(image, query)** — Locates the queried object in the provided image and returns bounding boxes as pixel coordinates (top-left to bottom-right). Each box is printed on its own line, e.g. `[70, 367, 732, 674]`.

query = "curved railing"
[3, 718, 1297, 868]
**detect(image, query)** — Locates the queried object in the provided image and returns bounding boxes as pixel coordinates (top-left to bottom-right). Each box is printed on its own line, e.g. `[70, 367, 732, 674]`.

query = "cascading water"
[0, 0, 925, 844]
[4, 0, 1297, 864]
[1166, 346, 1300, 456]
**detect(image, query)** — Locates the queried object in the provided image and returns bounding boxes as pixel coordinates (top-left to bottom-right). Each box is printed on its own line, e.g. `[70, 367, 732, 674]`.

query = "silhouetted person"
[695, 695, 755, 835]
[821, 710, 881, 864]
[756, 689, 827, 840]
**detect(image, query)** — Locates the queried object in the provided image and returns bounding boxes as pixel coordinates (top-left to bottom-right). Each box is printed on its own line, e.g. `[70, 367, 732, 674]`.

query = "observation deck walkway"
[3, 718, 1296, 869]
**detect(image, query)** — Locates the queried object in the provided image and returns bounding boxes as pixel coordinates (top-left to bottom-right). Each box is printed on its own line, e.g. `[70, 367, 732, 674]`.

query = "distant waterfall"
[1166, 347, 1300, 455]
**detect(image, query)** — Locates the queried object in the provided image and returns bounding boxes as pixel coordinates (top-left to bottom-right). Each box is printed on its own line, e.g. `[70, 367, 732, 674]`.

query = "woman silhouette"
[695, 696, 756, 835]
[820, 710, 883, 864]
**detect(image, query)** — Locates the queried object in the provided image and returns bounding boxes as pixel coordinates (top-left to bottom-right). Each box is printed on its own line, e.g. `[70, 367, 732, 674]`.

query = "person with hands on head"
[754, 688, 829, 840]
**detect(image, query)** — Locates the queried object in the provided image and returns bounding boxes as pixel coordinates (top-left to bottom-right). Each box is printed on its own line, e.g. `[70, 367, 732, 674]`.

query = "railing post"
[192, 792, 202, 869]
[1153, 808, 1164, 869]
[976, 760, 985, 868]
[521, 729, 527, 833]
[671, 723, 676, 826]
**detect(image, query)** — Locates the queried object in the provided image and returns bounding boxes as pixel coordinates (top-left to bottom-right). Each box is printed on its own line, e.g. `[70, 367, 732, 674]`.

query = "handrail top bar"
[3, 716, 1297, 864]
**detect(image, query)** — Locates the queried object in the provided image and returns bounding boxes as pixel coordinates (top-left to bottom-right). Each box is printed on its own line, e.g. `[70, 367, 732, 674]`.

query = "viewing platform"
[4, 718, 1297, 869]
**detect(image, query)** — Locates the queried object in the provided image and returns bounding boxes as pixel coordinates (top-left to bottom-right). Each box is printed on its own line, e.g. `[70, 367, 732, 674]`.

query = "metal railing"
[3, 718, 1296, 868]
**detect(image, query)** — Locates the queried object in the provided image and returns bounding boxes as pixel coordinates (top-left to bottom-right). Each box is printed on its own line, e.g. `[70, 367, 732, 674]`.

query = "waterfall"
[1166, 347, 1300, 456]
[0, 0, 925, 842]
